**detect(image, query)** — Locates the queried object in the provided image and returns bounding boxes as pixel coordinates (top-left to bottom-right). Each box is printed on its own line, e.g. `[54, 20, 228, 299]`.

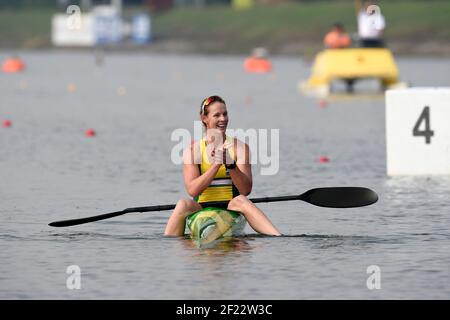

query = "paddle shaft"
[130, 195, 300, 212]
[48, 196, 299, 227]
[48, 187, 378, 227]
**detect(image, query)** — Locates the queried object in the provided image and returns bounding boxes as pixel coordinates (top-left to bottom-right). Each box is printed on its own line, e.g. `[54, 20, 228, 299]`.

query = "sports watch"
[225, 161, 237, 170]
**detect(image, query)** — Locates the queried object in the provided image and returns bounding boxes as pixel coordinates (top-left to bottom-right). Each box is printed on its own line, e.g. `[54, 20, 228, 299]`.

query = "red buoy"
[318, 156, 330, 163]
[3, 120, 12, 128]
[85, 128, 96, 137]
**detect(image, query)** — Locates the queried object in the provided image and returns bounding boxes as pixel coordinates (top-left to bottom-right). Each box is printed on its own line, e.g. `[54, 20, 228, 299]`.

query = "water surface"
[1, 51, 449, 299]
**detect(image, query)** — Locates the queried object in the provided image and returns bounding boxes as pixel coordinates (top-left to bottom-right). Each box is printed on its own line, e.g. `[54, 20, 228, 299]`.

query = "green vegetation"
[0, 1, 449, 54]
[0, 8, 55, 48]
[152, 1, 450, 53]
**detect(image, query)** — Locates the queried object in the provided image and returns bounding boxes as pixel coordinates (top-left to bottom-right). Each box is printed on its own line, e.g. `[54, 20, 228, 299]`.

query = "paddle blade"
[48, 210, 127, 227]
[299, 187, 378, 208]
[48, 205, 177, 227]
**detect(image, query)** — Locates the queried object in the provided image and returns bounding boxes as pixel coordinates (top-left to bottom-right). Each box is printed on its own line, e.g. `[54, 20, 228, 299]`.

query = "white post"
[386, 88, 450, 175]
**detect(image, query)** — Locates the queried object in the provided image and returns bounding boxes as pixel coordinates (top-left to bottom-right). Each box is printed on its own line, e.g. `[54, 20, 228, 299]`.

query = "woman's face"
[202, 102, 229, 134]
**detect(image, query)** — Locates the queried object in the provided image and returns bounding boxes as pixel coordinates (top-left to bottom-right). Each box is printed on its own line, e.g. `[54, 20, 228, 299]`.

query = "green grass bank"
[0, 1, 449, 55]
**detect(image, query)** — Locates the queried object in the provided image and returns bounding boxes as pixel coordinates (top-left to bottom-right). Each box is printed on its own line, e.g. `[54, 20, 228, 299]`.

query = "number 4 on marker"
[412, 106, 434, 144]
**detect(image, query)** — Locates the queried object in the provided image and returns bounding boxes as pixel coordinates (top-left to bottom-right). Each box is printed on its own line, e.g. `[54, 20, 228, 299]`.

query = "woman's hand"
[207, 141, 234, 166]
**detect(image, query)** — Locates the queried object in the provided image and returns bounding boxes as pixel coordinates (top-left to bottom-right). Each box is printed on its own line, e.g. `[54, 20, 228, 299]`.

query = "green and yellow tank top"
[194, 136, 240, 203]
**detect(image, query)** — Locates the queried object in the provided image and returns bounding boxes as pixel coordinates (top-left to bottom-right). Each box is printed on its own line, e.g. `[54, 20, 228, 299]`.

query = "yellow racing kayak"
[186, 207, 247, 247]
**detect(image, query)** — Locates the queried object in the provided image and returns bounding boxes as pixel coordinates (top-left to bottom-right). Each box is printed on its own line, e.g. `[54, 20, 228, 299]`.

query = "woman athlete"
[164, 95, 280, 237]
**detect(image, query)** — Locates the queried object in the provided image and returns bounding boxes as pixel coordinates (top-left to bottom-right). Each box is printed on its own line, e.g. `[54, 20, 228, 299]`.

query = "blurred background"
[0, 0, 449, 56]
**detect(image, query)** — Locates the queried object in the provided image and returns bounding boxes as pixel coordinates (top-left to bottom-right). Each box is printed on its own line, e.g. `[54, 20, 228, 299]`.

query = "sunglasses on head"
[200, 95, 225, 114]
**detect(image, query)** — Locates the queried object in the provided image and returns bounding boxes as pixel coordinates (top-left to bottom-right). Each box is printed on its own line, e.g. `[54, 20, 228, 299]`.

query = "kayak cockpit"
[187, 207, 247, 248]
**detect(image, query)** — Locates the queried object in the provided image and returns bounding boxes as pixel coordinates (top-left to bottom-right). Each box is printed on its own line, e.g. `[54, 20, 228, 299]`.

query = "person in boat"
[323, 23, 352, 49]
[354, 0, 386, 47]
[250, 47, 268, 59]
[164, 95, 281, 237]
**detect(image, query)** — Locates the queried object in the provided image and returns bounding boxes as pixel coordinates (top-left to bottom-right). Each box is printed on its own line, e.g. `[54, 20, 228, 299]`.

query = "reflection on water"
[180, 233, 382, 252]
[325, 92, 385, 102]
[384, 176, 450, 206]
[180, 236, 255, 254]
[385, 175, 450, 190]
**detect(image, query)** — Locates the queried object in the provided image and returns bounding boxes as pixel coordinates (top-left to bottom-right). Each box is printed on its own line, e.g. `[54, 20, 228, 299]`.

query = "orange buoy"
[244, 57, 272, 73]
[67, 83, 77, 93]
[2, 58, 25, 73]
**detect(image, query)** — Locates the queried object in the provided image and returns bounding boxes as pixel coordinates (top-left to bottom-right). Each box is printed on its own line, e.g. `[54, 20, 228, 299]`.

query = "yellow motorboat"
[300, 48, 407, 96]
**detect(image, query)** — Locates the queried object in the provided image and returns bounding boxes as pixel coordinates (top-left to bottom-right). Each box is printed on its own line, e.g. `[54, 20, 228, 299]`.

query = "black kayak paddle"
[48, 187, 378, 227]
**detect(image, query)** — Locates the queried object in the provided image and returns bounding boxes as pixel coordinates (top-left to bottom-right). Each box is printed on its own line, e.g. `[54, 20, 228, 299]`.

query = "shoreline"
[1, 2, 450, 58]
[2, 39, 450, 58]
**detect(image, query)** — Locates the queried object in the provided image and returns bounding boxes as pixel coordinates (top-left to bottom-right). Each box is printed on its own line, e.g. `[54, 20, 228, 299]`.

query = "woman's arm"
[228, 140, 252, 196]
[183, 142, 221, 198]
